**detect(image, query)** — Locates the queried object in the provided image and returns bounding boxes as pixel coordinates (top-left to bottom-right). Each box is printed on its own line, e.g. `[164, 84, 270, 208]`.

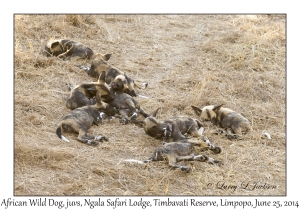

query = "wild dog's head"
[94, 90, 118, 116]
[143, 108, 172, 139]
[111, 74, 129, 92]
[45, 39, 65, 57]
[88, 53, 112, 77]
[191, 104, 223, 125]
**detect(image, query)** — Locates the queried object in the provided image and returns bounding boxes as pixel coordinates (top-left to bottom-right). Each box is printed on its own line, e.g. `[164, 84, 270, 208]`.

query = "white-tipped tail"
[79, 65, 90, 71]
[262, 132, 271, 139]
[199, 127, 204, 135]
[61, 135, 70, 143]
[137, 94, 150, 99]
[141, 83, 148, 88]
[122, 159, 148, 164]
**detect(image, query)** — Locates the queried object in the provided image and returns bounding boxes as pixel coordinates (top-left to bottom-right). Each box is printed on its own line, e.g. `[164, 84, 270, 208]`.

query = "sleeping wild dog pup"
[122, 124, 222, 172]
[191, 104, 251, 139]
[108, 92, 149, 124]
[84, 53, 147, 97]
[45, 39, 95, 60]
[133, 108, 221, 154]
[56, 91, 118, 146]
[66, 71, 115, 110]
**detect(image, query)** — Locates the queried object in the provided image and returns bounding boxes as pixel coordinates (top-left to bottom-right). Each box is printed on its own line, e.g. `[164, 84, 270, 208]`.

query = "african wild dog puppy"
[45, 39, 95, 60]
[122, 129, 222, 172]
[83, 53, 147, 97]
[108, 92, 149, 124]
[66, 71, 116, 110]
[133, 108, 221, 154]
[191, 104, 251, 139]
[56, 91, 118, 146]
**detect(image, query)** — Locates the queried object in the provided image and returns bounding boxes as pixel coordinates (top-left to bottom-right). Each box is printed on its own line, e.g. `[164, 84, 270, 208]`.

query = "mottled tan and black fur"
[66, 71, 115, 110]
[123, 135, 221, 172]
[108, 92, 149, 124]
[84, 53, 147, 97]
[56, 91, 118, 146]
[45, 39, 95, 60]
[138, 108, 204, 141]
[192, 104, 251, 139]
[133, 108, 221, 154]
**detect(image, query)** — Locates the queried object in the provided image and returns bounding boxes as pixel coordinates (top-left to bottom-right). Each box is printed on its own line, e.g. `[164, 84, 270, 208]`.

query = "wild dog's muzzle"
[96, 112, 106, 125]
[162, 125, 172, 140]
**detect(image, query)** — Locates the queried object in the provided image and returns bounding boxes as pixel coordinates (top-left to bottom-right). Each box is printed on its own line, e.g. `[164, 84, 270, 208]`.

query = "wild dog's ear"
[103, 53, 112, 61]
[50, 41, 61, 50]
[124, 72, 130, 81]
[91, 53, 105, 60]
[150, 108, 160, 118]
[191, 105, 202, 116]
[98, 71, 106, 83]
[212, 104, 223, 113]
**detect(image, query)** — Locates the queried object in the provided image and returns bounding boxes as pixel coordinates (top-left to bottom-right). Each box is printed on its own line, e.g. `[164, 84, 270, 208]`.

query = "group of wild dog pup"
[45, 39, 251, 172]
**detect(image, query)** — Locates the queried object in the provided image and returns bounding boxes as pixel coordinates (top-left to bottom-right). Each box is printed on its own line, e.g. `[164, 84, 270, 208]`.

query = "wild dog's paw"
[142, 83, 148, 88]
[120, 118, 129, 124]
[207, 157, 222, 165]
[94, 136, 108, 141]
[208, 158, 223, 166]
[130, 112, 138, 121]
[212, 146, 222, 154]
[194, 155, 208, 162]
[87, 140, 99, 146]
[180, 166, 191, 172]
[101, 136, 109, 141]
[213, 160, 223, 166]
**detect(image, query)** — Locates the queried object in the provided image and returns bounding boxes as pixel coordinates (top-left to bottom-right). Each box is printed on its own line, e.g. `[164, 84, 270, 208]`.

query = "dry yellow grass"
[14, 14, 286, 196]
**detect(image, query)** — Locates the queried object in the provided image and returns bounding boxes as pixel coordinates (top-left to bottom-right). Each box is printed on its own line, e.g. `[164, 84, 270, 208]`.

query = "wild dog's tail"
[56, 124, 70, 143]
[76, 65, 91, 72]
[122, 159, 152, 165]
[136, 94, 150, 99]
[134, 81, 148, 89]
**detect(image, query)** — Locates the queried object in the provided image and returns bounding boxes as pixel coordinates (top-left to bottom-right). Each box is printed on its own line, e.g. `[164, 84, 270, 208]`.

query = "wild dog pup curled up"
[133, 108, 221, 154]
[191, 104, 251, 139]
[83, 53, 147, 97]
[122, 133, 222, 172]
[45, 39, 94, 60]
[56, 91, 118, 146]
[108, 92, 149, 124]
[66, 71, 115, 110]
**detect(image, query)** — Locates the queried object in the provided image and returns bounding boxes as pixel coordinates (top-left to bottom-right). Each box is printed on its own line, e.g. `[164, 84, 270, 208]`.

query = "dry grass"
[14, 14, 286, 196]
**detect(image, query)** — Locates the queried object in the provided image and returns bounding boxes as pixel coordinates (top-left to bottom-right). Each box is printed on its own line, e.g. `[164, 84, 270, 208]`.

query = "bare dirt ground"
[14, 14, 286, 196]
